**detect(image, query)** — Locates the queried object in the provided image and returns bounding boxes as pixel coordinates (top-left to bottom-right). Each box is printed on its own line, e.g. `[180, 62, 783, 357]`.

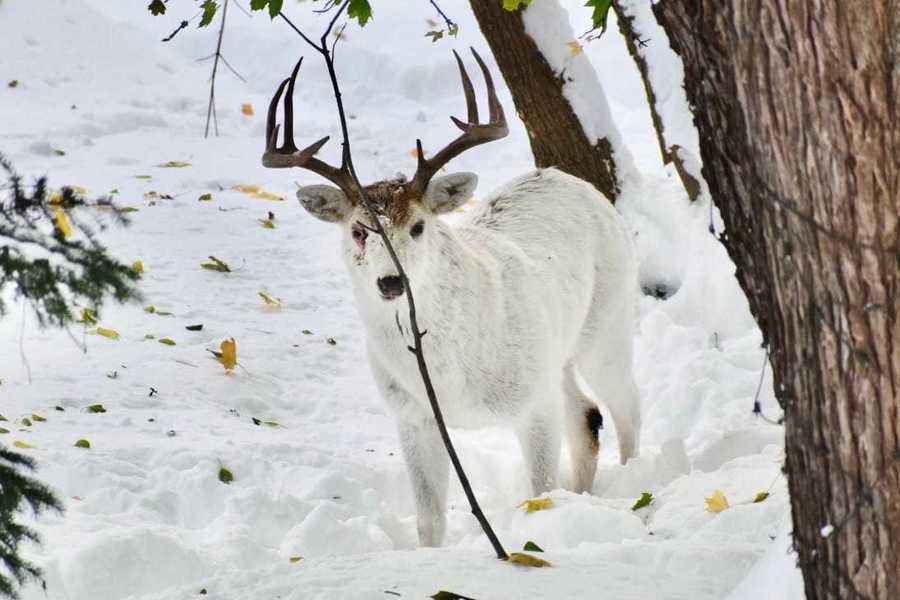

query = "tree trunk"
[468, 0, 624, 200]
[654, 2, 899, 599]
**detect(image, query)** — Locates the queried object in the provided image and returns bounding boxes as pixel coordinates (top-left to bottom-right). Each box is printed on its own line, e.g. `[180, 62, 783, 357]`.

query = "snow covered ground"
[0, 1, 803, 598]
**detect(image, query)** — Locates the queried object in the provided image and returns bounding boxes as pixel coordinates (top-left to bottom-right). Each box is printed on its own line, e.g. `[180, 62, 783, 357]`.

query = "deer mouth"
[377, 275, 404, 301]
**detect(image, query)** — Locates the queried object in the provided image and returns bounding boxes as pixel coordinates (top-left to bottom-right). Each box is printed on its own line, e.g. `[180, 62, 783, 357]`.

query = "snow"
[1, 0, 802, 598]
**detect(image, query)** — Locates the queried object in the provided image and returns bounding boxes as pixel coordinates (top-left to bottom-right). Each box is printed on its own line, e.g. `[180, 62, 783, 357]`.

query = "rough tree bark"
[468, 0, 622, 200]
[654, 2, 899, 599]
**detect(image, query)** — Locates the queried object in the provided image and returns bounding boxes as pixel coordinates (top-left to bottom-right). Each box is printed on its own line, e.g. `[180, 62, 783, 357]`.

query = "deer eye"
[352, 222, 368, 242]
[410, 220, 425, 238]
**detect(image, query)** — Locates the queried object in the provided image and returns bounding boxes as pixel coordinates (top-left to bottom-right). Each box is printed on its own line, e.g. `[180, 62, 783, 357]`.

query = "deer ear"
[296, 185, 352, 223]
[423, 172, 478, 214]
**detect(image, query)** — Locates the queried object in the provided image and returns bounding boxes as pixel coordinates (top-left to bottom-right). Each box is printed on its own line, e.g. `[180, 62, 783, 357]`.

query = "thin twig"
[204, 0, 230, 138]
[428, 0, 457, 31]
[278, 1, 508, 561]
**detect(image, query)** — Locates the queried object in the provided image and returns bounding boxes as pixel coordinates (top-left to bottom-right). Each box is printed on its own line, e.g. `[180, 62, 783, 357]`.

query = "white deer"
[262, 49, 641, 547]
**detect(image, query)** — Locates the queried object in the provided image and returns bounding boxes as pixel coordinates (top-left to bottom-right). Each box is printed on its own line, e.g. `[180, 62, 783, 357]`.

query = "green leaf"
[199, 1, 218, 27]
[218, 467, 234, 484]
[348, 0, 372, 26]
[0, 428, 10, 435]
[523, 540, 544, 552]
[631, 491, 653, 511]
[148, 0, 166, 16]
[21, 418, 32, 427]
[88, 404, 107, 413]
[186, 324, 204, 331]
[753, 491, 770, 503]
[502, 0, 533, 11]
[585, 0, 613, 32]
[250, 0, 283, 18]
[74, 439, 91, 449]
[159, 337, 176, 346]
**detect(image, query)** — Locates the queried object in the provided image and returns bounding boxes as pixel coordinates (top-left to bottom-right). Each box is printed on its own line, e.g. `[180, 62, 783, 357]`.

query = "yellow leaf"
[53, 207, 73, 238]
[258, 291, 282, 307]
[159, 338, 176, 346]
[241, 103, 254, 116]
[519, 497, 553, 514]
[705, 490, 730, 513]
[31, 414, 46, 422]
[753, 491, 770, 503]
[218, 338, 237, 372]
[157, 161, 191, 168]
[231, 184, 284, 202]
[133, 260, 144, 277]
[13, 440, 35, 449]
[78, 308, 99, 325]
[567, 41, 583, 56]
[198, 193, 213, 202]
[507, 552, 552, 568]
[289, 556, 303, 564]
[95, 327, 120, 340]
[259, 218, 276, 229]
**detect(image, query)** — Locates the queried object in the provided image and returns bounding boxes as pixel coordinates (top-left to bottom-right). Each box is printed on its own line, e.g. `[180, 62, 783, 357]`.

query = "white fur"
[300, 167, 641, 547]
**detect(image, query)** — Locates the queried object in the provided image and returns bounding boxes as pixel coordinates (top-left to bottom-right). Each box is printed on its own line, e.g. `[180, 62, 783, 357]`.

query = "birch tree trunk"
[653, 2, 900, 598]
[468, 0, 633, 200]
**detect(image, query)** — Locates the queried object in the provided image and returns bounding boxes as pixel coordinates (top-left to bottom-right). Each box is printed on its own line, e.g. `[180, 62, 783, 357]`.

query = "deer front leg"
[398, 416, 449, 547]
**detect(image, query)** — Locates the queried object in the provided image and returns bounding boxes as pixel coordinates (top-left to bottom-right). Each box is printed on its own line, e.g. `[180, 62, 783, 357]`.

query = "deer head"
[262, 48, 508, 302]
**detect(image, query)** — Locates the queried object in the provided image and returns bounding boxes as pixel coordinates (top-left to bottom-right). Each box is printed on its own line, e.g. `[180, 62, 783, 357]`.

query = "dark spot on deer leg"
[585, 407, 603, 454]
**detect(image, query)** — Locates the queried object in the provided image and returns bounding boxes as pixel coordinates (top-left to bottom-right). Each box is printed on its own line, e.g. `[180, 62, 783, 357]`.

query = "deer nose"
[377, 275, 404, 300]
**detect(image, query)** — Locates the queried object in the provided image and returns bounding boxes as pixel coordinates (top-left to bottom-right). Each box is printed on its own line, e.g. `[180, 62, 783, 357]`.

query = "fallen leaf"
[186, 324, 204, 331]
[120, 206, 140, 213]
[53, 206, 73, 238]
[567, 40, 583, 56]
[198, 193, 213, 202]
[159, 338, 176, 346]
[134, 174, 152, 180]
[74, 439, 91, 449]
[95, 327, 120, 340]
[8, 80, 19, 88]
[302, 329, 313, 335]
[705, 490, 730, 513]
[231, 184, 284, 202]
[157, 161, 191, 168]
[216, 338, 237, 372]
[0, 428, 9, 434]
[218, 467, 234, 484]
[507, 552, 552, 568]
[13, 440, 35, 449]
[133, 260, 144, 277]
[289, 556, 302, 563]
[258, 291, 282, 307]
[431, 592, 478, 600]
[523, 541, 544, 552]
[88, 404, 107, 413]
[241, 103, 254, 116]
[519, 497, 553, 514]
[259, 217, 276, 229]
[631, 491, 653, 511]
[31, 414, 46, 422]
[21, 418, 32, 427]
[753, 491, 770, 503]
[201, 256, 231, 272]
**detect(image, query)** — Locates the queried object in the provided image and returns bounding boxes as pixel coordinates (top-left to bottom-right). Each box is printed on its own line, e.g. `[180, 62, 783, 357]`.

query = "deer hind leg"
[577, 354, 641, 466]
[515, 402, 561, 495]
[563, 363, 602, 493]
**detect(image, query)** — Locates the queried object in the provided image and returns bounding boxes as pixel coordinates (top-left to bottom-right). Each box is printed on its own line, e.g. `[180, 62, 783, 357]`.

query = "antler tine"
[261, 59, 358, 201]
[266, 77, 290, 154]
[470, 47, 505, 126]
[281, 58, 303, 154]
[452, 49, 478, 126]
[410, 48, 509, 195]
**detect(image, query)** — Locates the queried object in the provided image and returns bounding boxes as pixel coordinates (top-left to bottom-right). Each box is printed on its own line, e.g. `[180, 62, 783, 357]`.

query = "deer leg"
[397, 416, 449, 547]
[516, 403, 561, 495]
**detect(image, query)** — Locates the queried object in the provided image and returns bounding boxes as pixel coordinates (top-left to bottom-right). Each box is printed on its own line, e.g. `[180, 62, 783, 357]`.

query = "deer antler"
[409, 47, 509, 196]
[262, 58, 358, 201]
